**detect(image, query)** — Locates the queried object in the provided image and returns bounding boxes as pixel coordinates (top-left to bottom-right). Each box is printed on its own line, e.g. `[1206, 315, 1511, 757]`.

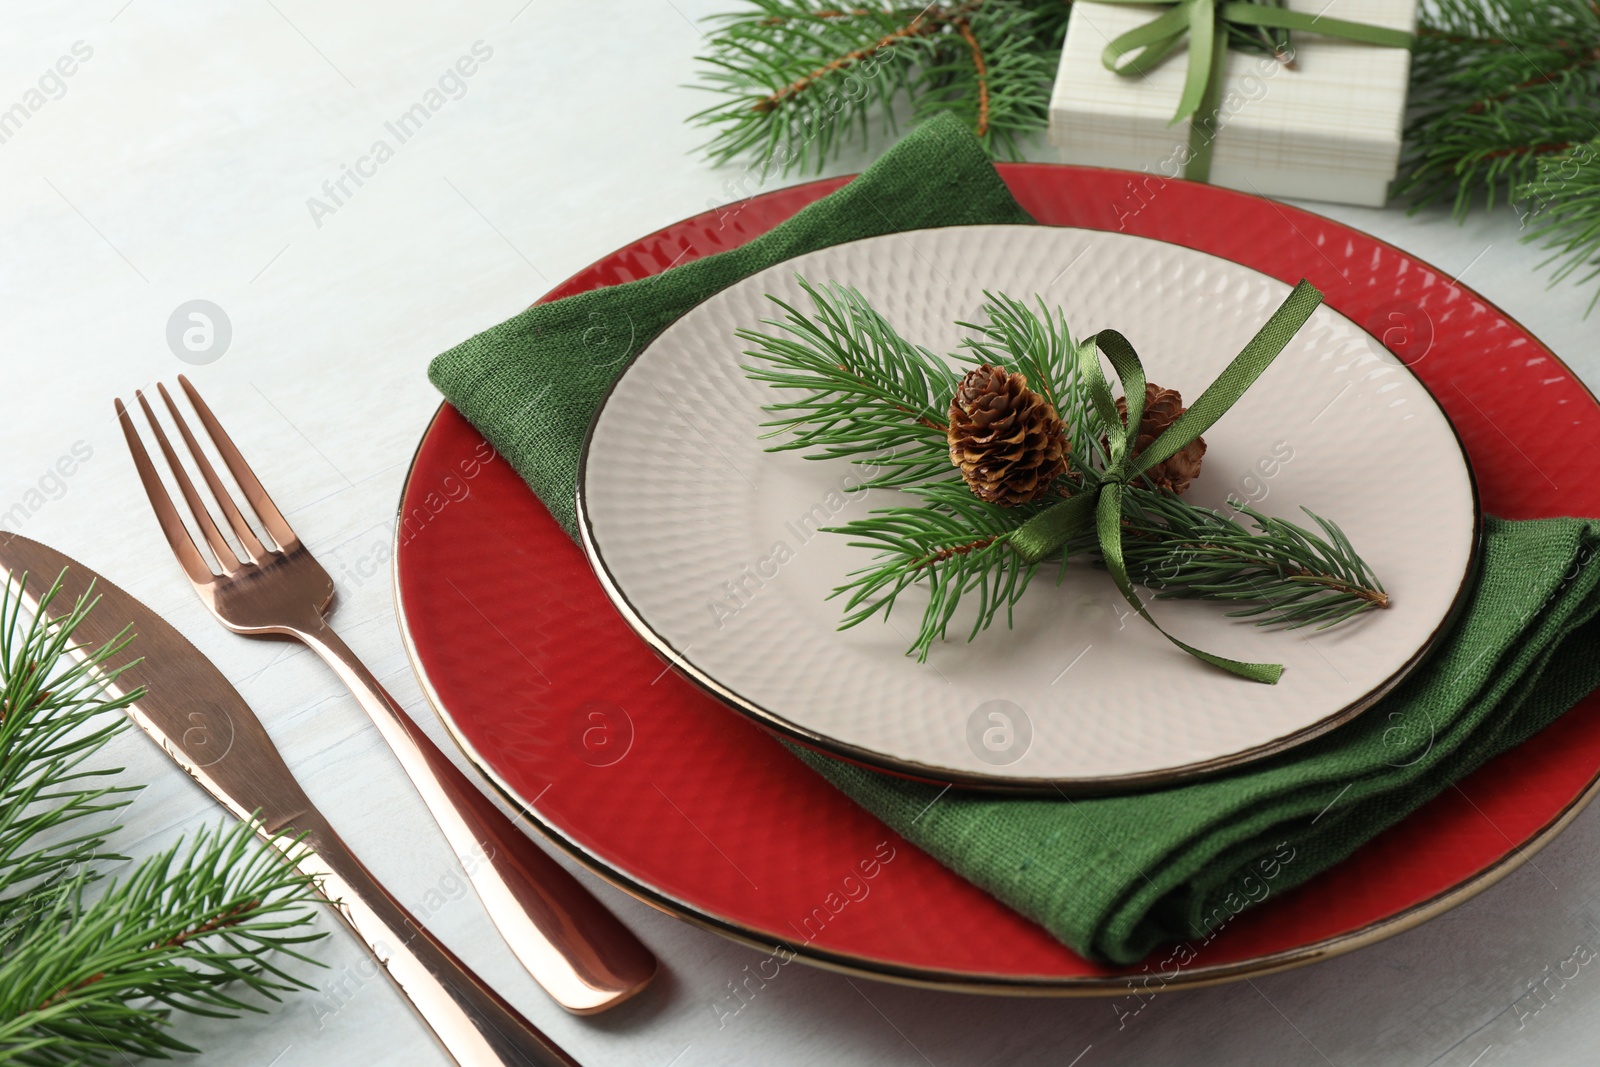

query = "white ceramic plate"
[576, 225, 1478, 791]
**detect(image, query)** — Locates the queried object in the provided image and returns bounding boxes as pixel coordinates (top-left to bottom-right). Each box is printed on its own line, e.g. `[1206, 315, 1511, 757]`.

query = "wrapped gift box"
[1049, 0, 1417, 207]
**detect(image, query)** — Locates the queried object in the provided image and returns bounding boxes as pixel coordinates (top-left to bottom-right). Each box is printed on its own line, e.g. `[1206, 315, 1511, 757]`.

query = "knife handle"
[296, 621, 657, 1014]
[290, 816, 581, 1067]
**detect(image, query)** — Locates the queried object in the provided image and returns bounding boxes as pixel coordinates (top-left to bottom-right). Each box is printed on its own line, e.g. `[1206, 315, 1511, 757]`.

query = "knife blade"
[0, 533, 579, 1067]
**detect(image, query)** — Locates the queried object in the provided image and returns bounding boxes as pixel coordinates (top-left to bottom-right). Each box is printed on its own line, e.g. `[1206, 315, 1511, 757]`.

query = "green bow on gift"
[1095, 0, 1414, 182]
[1010, 278, 1325, 684]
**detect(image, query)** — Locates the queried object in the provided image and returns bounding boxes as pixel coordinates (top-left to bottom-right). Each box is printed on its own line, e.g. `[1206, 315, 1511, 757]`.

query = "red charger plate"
[395, 165, 1600, 992]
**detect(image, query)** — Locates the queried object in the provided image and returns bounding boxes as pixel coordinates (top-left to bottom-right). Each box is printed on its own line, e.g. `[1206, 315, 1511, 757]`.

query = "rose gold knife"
[0, 534, 580, 1067]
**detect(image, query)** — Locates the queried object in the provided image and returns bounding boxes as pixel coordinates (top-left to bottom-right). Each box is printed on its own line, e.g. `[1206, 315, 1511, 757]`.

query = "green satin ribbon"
[1096, 0, 1414, 182]
[1010, 279, 1324, 684]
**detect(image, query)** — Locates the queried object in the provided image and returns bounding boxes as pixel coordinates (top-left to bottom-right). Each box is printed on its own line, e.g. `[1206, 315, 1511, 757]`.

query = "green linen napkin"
[432, 114, 1031, 538]
[793, 517, 1600, 962]
[430, 114, 1600, 965]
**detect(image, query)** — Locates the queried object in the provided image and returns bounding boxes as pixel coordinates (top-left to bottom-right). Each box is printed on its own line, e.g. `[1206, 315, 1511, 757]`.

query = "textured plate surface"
[396, 165, 1600, 992]
[577, 225, 1476, 788]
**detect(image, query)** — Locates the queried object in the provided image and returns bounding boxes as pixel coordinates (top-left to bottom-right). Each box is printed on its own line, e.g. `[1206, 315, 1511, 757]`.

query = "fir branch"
[954, 290, 1091, 454]
[0, 577, 142, 918]
[752, 4, 945, 116]
[1400, 0, 1600, 309]
[740, 276, 960, 489]
[1116, 492, 1389, 629]
[1519, 136, 1600, 312]
[911, 3, 1060, 154]
[949, 16, 991, 136]
[690, 0, 1067, 174]
[826, 480, 1047, 660]
[1399, 0, 1600, 216]
[0, 823, 322, 1065]
[744, 284, 1387, 660]
[1225, 0, 1294, 65]
[827, 481, 1386, 659]
[692, 2, 939, 175]
[0, 576, 322, 1066]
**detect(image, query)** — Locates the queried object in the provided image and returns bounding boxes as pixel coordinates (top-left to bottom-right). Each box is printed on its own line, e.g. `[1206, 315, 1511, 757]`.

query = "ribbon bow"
[1095, 0, 1414, 182]
[1010, 279, 1324, 684]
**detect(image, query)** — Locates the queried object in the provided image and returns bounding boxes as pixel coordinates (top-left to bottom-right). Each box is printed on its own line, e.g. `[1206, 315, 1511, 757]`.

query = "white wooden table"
[4, 3, 1598, 1064]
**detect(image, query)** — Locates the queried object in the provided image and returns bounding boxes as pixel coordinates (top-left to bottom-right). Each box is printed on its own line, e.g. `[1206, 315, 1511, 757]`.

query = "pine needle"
[0, 575, 322, 1065]
[739, 277, 960, 489]
[689, 1, 1069, 175]
[1400, 0, 1600, 309]
[742, 279, 1388, 660]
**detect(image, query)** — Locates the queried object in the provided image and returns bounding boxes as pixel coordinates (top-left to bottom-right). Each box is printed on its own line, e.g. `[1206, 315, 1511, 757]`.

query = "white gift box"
[1049, 0, 1417, 207]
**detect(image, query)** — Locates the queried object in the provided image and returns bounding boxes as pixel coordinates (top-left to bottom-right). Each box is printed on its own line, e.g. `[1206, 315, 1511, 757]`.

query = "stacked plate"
[576, 223, 1478, 792]
[395, 166, 1600, 991]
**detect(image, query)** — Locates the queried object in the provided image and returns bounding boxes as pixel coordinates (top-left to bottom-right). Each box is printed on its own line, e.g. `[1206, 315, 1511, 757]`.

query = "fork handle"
[295, 621, 657, 1015]
[290, 813, 581, 1067]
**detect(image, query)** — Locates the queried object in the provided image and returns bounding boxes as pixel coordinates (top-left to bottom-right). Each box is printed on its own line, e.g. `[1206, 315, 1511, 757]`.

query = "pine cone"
[947, 365, 1068, 506]
[1112, 382, 1205, 494]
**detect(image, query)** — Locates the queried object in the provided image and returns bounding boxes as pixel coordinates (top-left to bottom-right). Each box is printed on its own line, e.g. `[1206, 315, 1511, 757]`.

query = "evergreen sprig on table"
[0, 576, 322, 1066]
[741, 279, 1387, 661]
[691, 0, 1600, 311]
[1401, 0, 1600, 211]
[690, 1, 1070, 174]
[1399, 0, 1600, 308]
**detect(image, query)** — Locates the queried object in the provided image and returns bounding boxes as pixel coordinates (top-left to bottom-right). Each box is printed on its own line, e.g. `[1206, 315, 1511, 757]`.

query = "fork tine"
[134, 390, 244, 575]
[177, 375, 300, 552]
[156, 382, 270, 564]
[116, 398, 216, 586]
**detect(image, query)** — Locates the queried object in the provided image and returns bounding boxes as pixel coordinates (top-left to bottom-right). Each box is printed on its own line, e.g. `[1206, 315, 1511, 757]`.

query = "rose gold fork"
[116, 375, 656, 1015]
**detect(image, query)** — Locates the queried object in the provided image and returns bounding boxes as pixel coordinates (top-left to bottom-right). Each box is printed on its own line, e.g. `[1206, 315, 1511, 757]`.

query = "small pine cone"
[1112, 382, 1206, 494]
[947, 365, 1069, 506]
